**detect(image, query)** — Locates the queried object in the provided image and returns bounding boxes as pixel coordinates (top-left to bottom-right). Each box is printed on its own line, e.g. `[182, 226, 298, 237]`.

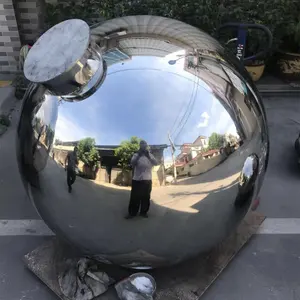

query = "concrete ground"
[0, 95, 300, 299]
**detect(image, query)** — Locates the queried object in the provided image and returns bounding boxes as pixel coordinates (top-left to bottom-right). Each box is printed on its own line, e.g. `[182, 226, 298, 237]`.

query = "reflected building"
[98, 25, 185, 67]
[175, 135, 209, 167]
[175, 134, 226, 178]
[183, 50, 260, 141]
[103, 48, 131, 66]
[191, 135, 209, 154]
[91, 15, 221, 55]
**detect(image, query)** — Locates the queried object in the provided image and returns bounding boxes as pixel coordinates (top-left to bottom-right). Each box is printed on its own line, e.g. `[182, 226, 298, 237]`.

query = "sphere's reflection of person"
[65, 146, 79, 193]
[126, 140, 158, 219]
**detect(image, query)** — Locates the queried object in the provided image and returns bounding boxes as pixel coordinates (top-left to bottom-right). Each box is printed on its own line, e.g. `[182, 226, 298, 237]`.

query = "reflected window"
[103, 48, 130, 66]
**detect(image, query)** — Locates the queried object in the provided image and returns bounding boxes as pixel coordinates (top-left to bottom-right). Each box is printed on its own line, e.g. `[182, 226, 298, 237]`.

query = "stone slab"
[24, 211, 265, 300]
[257, 84, 300, 94]
[256, 74, 300, 94]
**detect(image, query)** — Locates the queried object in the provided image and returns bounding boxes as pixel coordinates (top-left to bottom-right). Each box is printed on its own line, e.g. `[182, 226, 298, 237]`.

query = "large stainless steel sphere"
[18, 16, 269, 268]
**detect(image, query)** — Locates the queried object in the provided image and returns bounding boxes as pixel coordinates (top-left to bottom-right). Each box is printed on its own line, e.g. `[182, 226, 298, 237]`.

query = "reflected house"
[191, 135, 209, 155]
[175, 143, 192, 166]
[52, 142, 168, 187]
[175, 147, 227, 177]
[202, 149, 220, 159]
[175, 135, 208, 167]
[174, 135, 227, 177]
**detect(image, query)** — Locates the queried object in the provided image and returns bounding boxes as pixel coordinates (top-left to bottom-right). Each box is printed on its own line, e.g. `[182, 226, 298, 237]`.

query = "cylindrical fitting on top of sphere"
[24, 19, 106, 100]
[16, 16, 269, 269]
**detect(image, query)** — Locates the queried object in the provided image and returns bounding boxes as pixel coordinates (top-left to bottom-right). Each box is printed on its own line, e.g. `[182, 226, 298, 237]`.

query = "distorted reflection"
[126, 140, 158, 219]
[32, 94, 57, 172]
[64, 146, 79, 193]
[235, 155, 259, 208]
[17, 16, 269, 268]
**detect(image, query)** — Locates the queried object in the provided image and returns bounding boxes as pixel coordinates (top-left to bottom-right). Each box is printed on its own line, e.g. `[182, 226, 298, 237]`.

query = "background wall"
[0, 0, 45, 74]
[13, 0, 45, 45]
[0, 0, 21, 73]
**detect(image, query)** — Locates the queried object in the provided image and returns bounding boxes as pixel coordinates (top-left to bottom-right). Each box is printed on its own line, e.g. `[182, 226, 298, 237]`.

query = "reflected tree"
[45, 127, 55, 148]
[227, 133, 238, 146]
[33, 117, 42, 133]
[55, 139, 62, 146]
[77, 137, 100, 171]
[208, 132, 225, 150]
[114, 136, 141, 171]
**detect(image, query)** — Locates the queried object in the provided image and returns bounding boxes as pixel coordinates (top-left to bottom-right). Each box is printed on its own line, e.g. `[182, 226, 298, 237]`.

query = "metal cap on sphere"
[23, 19, 106, 98]
[24, 19, 90, 83]
[16, 15, 269, 269]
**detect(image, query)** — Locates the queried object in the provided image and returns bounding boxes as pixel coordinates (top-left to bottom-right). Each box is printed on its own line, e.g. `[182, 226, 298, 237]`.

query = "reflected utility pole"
[168, 132, 177, 183]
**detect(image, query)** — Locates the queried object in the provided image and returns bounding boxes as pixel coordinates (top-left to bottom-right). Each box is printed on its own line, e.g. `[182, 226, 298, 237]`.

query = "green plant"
[45, 0, 109, 27]
[45, 0, 221, 32]
[55, 139, 62, 145]
[45, 127, 55, 148]
[0, 115, 10, 127]
[77, 137, 100, 170]
[114, 136, 141, 170]
[12, 75, 29, 100]
[279, 20, 300, 52]
[44, 0, 300, 55]
[208, 132, 225, 150]
[257, 0, 300, 52]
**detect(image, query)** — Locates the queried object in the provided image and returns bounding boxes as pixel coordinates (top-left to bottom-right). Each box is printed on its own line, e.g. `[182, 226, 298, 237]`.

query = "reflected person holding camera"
[126, 140, 158, 219]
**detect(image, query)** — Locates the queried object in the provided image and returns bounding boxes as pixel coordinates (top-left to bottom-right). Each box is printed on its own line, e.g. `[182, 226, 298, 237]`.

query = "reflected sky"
[35, 95, 58, 130]
[33, 47, 240, 163]
[53, 54, 237, 144]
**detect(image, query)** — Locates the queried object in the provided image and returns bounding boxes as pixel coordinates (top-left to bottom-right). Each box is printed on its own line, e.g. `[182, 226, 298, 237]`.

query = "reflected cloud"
[197, 111, 210, 128]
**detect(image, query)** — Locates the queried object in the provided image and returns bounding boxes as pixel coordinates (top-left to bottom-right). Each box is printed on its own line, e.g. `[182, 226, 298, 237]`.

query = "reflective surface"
[24, 19, 106, 99]
[17, 16, 269, 268]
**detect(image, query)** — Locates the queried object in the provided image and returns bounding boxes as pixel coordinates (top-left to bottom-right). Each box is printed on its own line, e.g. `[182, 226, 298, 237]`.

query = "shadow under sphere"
[16, 16, 269, 269]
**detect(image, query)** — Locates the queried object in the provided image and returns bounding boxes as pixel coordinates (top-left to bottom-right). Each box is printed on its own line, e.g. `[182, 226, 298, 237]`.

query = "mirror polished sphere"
[17, 16, 269, 268]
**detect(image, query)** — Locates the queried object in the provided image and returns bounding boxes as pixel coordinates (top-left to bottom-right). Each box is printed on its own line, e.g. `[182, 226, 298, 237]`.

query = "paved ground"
[0, 95, 300, 299]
